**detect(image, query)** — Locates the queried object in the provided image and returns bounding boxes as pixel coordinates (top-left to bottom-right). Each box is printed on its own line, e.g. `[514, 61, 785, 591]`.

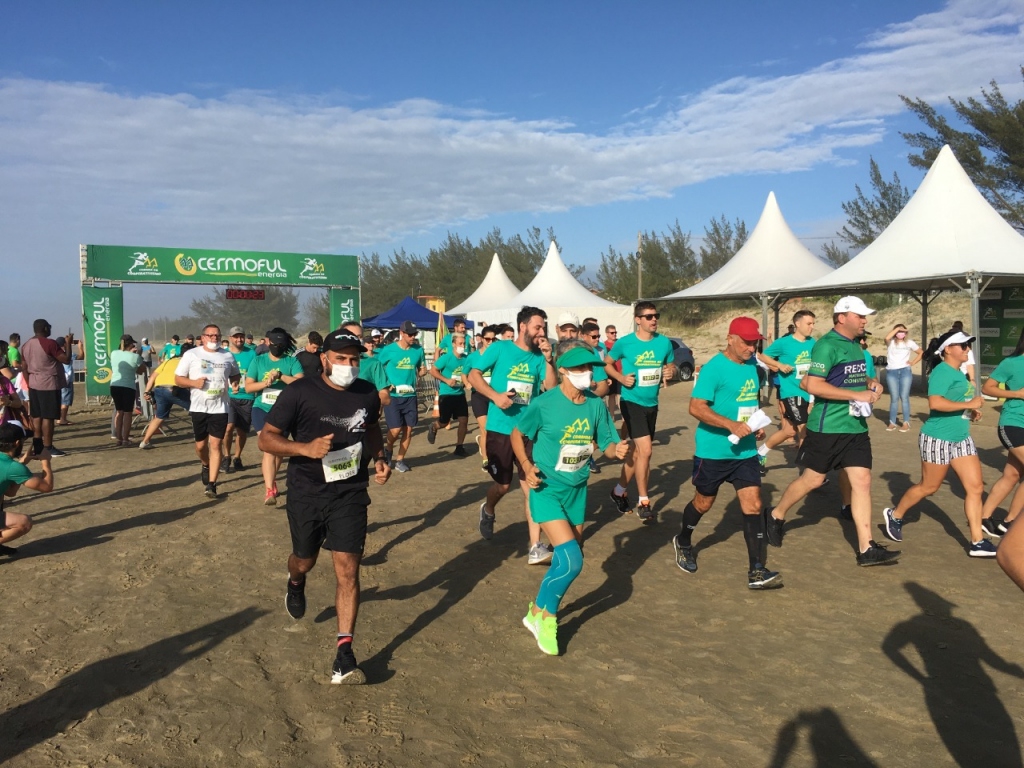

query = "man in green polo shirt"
[765, 296, 900, 567]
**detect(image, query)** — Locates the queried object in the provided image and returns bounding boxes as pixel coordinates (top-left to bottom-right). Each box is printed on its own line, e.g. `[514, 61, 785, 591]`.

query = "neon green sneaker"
[522, 603, 559, 655]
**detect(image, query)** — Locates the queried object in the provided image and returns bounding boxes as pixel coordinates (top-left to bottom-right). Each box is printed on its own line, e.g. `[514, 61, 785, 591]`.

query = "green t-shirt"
[358, 354, 390, 392]
[515, 388, 617, 489]
[691, 352, 761, 459]
[376, 342, 426, 398]
[464, 349, 493, 386]
[247, 353, 304, 412]
[7, 347, 21, 367]
[161, 343, 181, 361]
[437, 333, 467, 355]
[807, 330, 869, 434]
[863, 350, 876, 380]
[990, 355, 1024, 429]
[110, 350, 142, 389]
[230, 348, 257, 401]
[434, 350, 469, 397]
[764, 335, 815, 401]
[0, 453, 33, 497]
[607, 332, 674, 408]
[921, 361, 974, 442]
[470, 340, 547, 435]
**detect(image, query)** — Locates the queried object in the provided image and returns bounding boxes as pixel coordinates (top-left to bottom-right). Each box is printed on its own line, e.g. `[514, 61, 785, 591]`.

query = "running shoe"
[427, 423, 438, 445]
[233, 457, 244, 472]
[969, 540, 998, 558]
[636, 501, 656, 525]
[285, 578, 306, 619]
[527, 542, 553, 565]
[856, 540, 901, 567]
[453, 444, 467, 457]
[673, 536, 697, 574]
[748, 565, 783, 590]
[839, 504, 853, 521]
[998, 518, 1014, 535]
[393, 460, 411, 473]
[223, 460, 235, 474]
[0, 544, 19, 557]
[981, 517, 1004, 538]
[522, 604, 559, 656]
[331, 645, 367, 685]
[899, 422, 910, 433]
[886, 423, 897, 432]
[480, 457, 490, 473]
[46, 446, 67, 457]
[264, 487, 277, 507]
[764, 506, 785, 548]
[479, 502, 495, 540]
[201, 465, 210, 486]
[882, 508, 903, 543]
[139, 442, 153, 450]
[588, 457, 601, 474]
[204, 482, 218, 499]
[609, 489, 632, 515]
[758, 453, 768, 477]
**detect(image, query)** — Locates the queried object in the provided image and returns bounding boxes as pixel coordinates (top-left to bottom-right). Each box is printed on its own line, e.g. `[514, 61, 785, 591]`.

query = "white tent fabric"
[658, 191, 833, 301]
[798, 145, 1024, 293]
[447, 253, 521, 315]
[465, 243, 634, 333]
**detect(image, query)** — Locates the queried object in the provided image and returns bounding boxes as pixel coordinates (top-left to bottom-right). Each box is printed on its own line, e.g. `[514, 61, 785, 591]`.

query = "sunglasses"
[954, 342, 973, 350]
[638, 313, 660, 320]
[588, 334, 600, 340]
[482, 336, 495, 342]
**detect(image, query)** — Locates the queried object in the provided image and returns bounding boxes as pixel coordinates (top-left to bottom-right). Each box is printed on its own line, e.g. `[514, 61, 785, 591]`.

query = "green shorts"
[529, 482, 587, 527]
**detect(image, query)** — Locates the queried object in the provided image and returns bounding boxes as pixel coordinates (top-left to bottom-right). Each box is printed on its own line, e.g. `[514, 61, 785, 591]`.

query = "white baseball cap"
[557, 312, 580, 329]
[833, 296, 876, 315]
[936, 331, 976, 354]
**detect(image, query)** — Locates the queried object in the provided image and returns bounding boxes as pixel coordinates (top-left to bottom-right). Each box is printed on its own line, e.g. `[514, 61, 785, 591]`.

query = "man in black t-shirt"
[296, 331, 324, 378]
[258, 330, 391, 685]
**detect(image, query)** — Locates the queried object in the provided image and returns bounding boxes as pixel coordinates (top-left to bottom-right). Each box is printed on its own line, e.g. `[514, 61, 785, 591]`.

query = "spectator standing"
[110, 335, 146, 446]
[20, 319, 71, 457]
[55, 336, 84, 425]
[884, 324, 923, 432]
[7, 334, 22, 373]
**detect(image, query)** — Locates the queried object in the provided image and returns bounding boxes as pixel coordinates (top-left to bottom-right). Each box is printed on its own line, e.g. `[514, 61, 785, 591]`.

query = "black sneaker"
[998, 518, 1014, 535]
[223, 459, 235, 474]
[285, 579, 306, 620]
[673, 536, 697, 573]
[981, 517, 1003, 538]
[453, 444, 467, 457]
[748, 564, 783, 590]
[46, 446, 67, 457]
[233, 457, 244, 472]
[764, 506, 785, 548]
[204, 482, 218, 499]
[610, 489, 632, 515]
[856, 540, 901, 567]
[331, 644, 366, 685]
[636, 501, 656, 525]
[201, 465, 210, 486]
[0, 543, 19, 556]
[839, 504, 853, 521]
[427, 423, 438, 445]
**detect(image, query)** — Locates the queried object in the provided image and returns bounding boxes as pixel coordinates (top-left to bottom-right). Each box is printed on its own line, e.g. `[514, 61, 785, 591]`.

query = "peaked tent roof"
[658, 192, 833, 301]
[362, 296, 472, 330]
[799, 145, 1024, 293]
[447, 253, 522, 314]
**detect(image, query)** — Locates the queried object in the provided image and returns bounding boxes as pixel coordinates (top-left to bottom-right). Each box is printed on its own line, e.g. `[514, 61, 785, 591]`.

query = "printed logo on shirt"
[323, 408, 368, 432]
[634, 349, 660, 366]
[507, 362, 534, 381]
[395, 356, 415, 370]
[737, 378, 759, 403]
[560, 418, 592, 444]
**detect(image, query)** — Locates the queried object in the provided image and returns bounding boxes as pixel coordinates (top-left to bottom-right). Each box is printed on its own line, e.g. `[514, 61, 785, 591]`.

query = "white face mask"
[565, 370, 592, 390]
[328, 363, 359, 388]
[455, 346, 465, 356]
[204, 341, 219, 351]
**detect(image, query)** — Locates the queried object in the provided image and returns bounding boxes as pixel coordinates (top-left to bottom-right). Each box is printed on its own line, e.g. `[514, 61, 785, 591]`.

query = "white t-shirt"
[174, 346, 239, 414]
[886, 338, 920, 370]
[960, 349, 976, 376]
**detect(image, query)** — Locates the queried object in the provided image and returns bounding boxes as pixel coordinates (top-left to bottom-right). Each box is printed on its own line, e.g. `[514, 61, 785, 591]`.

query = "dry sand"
[1, 373, 1022, 767]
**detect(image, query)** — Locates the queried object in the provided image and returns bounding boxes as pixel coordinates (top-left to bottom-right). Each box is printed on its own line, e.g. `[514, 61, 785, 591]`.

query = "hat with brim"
[557, 346, 604, 369]
[323, 330, 367, 354]
[936, 331, 976, 354]
[229, 326, 244, 336]
[834, 296, 876, 315]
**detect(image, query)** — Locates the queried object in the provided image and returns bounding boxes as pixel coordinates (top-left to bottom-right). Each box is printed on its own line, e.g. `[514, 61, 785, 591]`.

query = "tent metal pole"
[921, 291, 928, 378]
[761, 293, 769, 337]
[969, 272, 982, 384]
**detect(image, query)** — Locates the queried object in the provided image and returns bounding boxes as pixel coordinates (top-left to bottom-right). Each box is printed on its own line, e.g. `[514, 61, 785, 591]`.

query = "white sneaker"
[139, 442, 154, 450]
[527, 542, 553, 565]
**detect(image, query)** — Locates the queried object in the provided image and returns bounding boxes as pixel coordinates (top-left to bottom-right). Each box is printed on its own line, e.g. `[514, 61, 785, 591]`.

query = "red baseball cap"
[728, 317, 765, 342]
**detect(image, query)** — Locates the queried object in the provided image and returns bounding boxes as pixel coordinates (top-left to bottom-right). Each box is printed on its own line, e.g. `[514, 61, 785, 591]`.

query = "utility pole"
[636, 231, 644, 300]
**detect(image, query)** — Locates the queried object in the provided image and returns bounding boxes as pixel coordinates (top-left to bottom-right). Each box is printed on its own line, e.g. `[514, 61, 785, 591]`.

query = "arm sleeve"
[265, 383, 299, 432]
[764, 339, 783, 358]
[174, 354, 190, 377]
[594, 400, 618, 450]
[607, 339, 624, 363]
[808, 340, 833, 378]
[470, 342, 501, 372]
[515, 401, 542, 442]
[691, 362, 716, 402]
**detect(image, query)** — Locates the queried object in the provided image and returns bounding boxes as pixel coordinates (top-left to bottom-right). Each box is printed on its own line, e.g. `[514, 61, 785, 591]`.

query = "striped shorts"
[918, 433, 977, 465]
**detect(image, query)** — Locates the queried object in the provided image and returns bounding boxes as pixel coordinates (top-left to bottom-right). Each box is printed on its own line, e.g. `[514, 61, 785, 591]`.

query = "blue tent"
[361, 296, 474, 331]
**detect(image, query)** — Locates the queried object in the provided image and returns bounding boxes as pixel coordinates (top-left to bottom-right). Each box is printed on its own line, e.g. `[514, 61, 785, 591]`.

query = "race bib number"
[205, 388, 223, 400]
[451, 374, 462, 385]
[508, 380, 533, 406]
[556, 443, 593, 473]
[637, 367, 662, 388]
[322, 444, 362, 482]
[261, 389, 280, 406]
[737, 406, 757, 423]
[394, 384, 415, 396]
[795, 363, 810, 380]
[482, 374, 492, 386]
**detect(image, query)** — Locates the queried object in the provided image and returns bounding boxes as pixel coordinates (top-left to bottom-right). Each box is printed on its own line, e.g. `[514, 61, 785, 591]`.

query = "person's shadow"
[0, 606, 268, 763]
[882, 582, 1024, 767]
[766, 707, 879, 767]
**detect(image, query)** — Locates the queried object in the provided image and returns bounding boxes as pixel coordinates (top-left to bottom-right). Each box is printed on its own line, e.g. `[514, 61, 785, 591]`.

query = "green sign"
[329, 288, 361, 330]
[81, 284, 124, 397]
[85, 245, 359, 287]
[978, 286, 1024, 376]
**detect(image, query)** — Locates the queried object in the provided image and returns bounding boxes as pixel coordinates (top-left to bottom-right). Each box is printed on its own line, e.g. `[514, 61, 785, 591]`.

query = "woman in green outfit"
[980, 327, 1024, 536]
[881, 330, 991, 556]
[512, 339, 629, 656]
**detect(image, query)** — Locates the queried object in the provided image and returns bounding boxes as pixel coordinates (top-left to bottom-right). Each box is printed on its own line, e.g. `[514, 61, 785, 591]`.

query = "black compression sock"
[679, 502, 702, 546]
[743, 513, 765, 571]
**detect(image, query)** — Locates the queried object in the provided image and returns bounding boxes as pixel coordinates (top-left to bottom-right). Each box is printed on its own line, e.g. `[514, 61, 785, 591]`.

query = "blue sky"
[2, 0, 1023, 334]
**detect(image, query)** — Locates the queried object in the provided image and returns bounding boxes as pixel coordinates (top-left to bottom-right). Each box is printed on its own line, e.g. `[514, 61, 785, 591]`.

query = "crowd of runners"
[4, 295, 1024, 681]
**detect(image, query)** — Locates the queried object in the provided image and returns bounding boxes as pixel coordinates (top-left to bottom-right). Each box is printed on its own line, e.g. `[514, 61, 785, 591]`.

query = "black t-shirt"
[266, 375, 380, 495]
[295, 350, 323, 379]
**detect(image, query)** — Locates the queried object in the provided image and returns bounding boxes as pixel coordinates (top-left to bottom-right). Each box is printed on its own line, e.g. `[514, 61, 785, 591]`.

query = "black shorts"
[781, 397, 809, 427]
[485, 432, 532, 486]
[190, 412, 228, 442]
[29, 388, 61, 420]
[998, 425, 1024, 450]
[797, 430, 872, 475]
[608, 379, 621, 395]
[621, 400, 658, 440]
[288, 487, 371, 558]
[229, 398, 253, 433]
[110, 385, 136, 413]
[692, 456, 762, 497]
[471, 391, 490, 419]
[438, 394, 468, 424]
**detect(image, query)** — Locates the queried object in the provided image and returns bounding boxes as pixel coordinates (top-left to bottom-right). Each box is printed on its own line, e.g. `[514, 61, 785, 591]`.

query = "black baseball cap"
[322, 330, 366, 353]
[400, 320, 418, 335]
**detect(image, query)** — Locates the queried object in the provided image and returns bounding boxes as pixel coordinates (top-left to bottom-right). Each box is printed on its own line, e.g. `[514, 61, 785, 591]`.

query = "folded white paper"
[728, 409, 774, 443]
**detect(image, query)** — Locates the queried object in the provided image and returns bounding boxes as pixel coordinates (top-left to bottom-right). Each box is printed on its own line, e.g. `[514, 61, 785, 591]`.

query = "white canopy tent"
[656, 191, 834, 335]
[797, 145, 1024, 378]
[447, 252, 522, 315]
[465, 243, 634, 335]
